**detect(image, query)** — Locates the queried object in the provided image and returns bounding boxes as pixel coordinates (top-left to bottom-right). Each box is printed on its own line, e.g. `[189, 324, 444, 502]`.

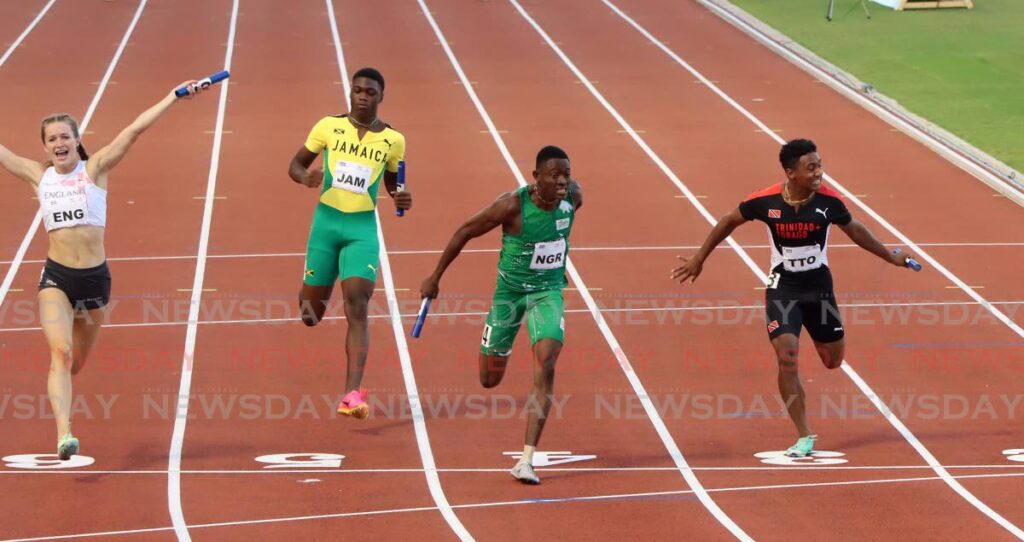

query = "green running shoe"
[786, 434, 817, 458]
[57, 434, 80, 461]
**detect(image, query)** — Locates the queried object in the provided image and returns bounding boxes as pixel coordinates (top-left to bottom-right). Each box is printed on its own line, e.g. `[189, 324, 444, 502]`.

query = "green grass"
[726, 0, 1024, 172]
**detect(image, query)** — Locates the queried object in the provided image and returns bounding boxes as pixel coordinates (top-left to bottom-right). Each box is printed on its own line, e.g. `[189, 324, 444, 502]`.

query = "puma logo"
[815, 208, 829, 218]
[367, 264, 378, 274]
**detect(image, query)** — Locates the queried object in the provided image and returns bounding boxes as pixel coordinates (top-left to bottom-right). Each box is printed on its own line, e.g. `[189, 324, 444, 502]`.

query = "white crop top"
[37, 161, 107, 232]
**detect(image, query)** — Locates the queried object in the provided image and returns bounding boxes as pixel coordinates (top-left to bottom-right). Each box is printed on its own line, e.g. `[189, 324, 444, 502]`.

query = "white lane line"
[324, 1, 471, 539]
[0, 0, 57, 68]
[9, 470, 1024, 541]
[423, 1, 751, 539]
[166, 1, 239, 540]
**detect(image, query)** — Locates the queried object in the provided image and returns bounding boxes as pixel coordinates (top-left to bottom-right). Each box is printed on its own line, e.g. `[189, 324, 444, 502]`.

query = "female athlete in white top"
[0, 80, 212, 459]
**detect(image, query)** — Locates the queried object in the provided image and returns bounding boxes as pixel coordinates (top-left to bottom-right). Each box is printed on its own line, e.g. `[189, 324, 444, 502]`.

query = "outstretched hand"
[670, 255, 703, 284]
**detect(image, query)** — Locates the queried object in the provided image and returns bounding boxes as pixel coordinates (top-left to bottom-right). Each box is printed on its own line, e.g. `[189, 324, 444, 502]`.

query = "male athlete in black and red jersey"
[671, 139, 920, 457]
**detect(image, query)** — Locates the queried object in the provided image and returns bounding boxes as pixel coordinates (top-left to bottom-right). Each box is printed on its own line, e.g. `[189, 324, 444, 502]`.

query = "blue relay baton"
[412, 297, 431, 338]
[396, 160, 406, 217]
[175, 70, 230, 98]
[893, 248, 922, 272]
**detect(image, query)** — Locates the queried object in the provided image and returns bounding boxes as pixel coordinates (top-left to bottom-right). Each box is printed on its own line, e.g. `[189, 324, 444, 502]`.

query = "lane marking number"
[255, 453, 344, 469]
[503, 450, 596, 467]
[754, 450, 848, 466]
[3, 454, 95, 469]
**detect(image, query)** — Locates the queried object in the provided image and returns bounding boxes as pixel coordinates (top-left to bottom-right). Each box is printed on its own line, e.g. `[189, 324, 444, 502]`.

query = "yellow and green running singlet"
[301, 115, 406, 285]
[304, 115, 406, 212]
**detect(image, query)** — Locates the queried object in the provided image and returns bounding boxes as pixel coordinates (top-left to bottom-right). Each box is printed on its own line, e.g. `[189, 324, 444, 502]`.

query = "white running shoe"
[511, 460, 540, 485]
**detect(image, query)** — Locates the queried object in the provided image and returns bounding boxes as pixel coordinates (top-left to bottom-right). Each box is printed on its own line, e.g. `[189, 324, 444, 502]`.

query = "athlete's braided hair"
[779, 138, 816, 170]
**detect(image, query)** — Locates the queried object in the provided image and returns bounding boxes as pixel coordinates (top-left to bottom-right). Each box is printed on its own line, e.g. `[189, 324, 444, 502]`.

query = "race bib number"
[782, 244, 823, 272]
[332, 161, 373, 195]
[482, 324, 493, 347]
[41, 184, 88, 227]
[530, 238, 566, 270]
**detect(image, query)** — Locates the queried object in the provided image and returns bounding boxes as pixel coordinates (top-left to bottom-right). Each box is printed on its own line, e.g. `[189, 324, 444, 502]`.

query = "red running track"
[0, 1, 1021, 540]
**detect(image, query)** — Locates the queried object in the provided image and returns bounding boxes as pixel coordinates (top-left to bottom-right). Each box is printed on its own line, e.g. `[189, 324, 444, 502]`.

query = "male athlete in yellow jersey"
[288, 67, 411, 418]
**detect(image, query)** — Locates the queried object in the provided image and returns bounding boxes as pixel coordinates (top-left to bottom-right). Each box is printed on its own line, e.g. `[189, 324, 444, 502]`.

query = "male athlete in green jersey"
[420, 146, 582, 484]
[289, 67, 412, 419]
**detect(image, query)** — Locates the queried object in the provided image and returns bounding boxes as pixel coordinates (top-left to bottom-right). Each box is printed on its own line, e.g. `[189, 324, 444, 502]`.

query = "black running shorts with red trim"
[765, 269, 844, 343]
